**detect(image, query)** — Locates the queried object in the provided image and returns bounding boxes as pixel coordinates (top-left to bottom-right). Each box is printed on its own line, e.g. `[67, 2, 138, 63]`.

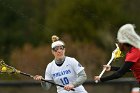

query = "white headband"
[117, 24, 140, 49]
[51, 41, 64, 48]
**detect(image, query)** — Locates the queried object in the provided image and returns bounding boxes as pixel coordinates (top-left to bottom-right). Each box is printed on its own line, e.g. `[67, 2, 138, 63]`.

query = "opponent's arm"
[100, 62, 134, 82]
[110, 66, 120, 71]
[107, 66, 131, 72]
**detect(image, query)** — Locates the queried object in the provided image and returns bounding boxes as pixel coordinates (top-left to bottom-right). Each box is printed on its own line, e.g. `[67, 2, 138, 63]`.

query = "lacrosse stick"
[95, 43, 121, 83]
[0, 59, 75, 91]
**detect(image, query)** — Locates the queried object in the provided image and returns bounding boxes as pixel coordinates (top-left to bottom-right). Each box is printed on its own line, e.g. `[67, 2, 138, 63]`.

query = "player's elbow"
[82, 74, 87, 82]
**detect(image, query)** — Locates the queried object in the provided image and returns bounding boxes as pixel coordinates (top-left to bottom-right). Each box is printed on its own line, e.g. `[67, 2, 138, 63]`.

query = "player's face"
[52, 45, 65, 60]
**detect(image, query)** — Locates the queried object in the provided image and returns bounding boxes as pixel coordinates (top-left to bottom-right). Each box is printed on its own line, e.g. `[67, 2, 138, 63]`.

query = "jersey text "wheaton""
[52, 70, 71, 78]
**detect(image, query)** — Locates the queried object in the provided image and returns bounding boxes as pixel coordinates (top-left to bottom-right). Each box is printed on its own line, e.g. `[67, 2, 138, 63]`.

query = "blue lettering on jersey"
[52, 69, 71, 78]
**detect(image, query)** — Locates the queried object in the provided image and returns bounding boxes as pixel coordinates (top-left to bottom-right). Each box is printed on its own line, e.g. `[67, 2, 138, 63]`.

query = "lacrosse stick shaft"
[98, 57, 114, 78]
[95, 44, 120, 83]
[95, 53, 114, 83]
[19, 71, 75, 91]
[19, 71, 34, 78]
[0, 60, 75, 90]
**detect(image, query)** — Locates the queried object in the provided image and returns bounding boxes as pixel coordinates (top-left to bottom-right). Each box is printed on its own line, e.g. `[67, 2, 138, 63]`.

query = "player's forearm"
[72, 70, 87, 87]
[41, 81, 52, 90]
[100, 62, 134, 82]
[111, 66, 120, 71]
[100, 72, 123, 82]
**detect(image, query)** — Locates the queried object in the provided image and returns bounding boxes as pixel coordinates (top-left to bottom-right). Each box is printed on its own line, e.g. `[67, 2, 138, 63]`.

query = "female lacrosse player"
[94, 24, 140, 85]
[33, 35, 88, 93]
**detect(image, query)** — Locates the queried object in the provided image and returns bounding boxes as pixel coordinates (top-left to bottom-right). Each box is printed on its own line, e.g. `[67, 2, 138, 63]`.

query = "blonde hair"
[51, 35, 65, 48]
[51, 35, 59, 42]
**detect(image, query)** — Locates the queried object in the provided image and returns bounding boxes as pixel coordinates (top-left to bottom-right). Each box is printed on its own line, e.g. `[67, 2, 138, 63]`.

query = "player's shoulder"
[131, 47, 140, 54]
[47, 60, 55, 67]
[65, 56, 79, 65]
[65, 56, 76, 61]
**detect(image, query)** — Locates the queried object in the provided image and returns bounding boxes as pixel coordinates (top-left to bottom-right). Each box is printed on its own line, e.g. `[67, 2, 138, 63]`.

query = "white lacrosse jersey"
[45, 56, 88, 93]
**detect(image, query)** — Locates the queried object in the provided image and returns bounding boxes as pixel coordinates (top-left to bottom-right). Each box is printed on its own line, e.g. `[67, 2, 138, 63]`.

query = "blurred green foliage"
[0, 0, 140, 55]
[0, 0, 140, 80]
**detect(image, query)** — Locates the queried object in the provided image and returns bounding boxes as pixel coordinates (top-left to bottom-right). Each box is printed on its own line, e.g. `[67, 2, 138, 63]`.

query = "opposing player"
[33, 35, 88, 93]
[94, 24, 140, 85]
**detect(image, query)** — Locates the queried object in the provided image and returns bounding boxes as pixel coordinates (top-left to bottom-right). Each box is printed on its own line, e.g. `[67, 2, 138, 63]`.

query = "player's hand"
[64, 84, 74, 91]
[103, 65, 111, 71]
[94, 76, 100, 81]
[33, 75, 44, 81]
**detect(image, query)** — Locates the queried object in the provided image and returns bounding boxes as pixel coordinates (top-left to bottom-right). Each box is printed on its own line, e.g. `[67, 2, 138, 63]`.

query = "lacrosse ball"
[1, 67, 7, 72]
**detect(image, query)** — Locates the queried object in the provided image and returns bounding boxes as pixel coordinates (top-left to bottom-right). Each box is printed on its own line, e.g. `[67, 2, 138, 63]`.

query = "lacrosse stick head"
[114, 43, 122, 59]
[117, 24, 140, 49]
[0, 59, 20, 74]
[112, 43, 122, 59]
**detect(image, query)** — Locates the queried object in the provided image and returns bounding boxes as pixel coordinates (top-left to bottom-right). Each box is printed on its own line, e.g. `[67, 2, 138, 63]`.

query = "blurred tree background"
[0, 0, 140, 81]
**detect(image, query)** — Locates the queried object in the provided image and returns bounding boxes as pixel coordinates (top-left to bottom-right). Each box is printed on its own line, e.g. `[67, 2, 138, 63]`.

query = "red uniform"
[125, 47, 140, 83]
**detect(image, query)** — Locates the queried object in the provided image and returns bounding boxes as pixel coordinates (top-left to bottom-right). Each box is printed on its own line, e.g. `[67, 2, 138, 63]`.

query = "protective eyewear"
[52, 46, 65, 52]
